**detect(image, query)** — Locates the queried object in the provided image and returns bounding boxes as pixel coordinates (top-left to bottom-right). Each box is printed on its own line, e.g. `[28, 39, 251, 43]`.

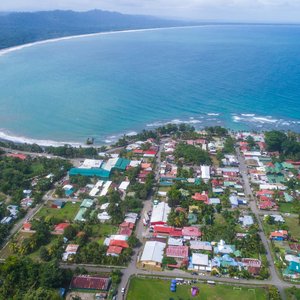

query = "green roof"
[69, 168, 110, 178]
[74, 207, 87, 222]
[289, 261, 300, 273]
[81, 199, 94, 208]
[267, 174, 285, 184]
[114, 158, 130, 171]
[282, 162, 294, 169]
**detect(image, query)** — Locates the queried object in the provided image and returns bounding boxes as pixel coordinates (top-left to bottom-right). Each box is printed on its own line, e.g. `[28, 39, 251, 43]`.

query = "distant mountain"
[0, 10, 190, 50]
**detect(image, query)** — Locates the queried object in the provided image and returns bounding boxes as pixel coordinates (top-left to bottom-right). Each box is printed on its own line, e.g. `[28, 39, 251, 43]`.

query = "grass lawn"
[35, 202, 81, 222]
[279, 203, 298, 214]
[127, 278, 268, 300]
[285, 287, 300, 300]
[90, 224, 118, 245]
[285, 216, 300, 240]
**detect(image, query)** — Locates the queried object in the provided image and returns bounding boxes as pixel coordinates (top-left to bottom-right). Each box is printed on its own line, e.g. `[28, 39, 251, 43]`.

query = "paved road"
[116, 141, 164, 299]
[235, 147, 289, 299]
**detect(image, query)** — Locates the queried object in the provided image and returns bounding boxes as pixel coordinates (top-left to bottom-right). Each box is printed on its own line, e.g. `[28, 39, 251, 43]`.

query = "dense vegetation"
[265, 130, 300, 159]
[174, 142, 211, 165]
[0, 256, 70, 299]
[0, 10, 187, 50]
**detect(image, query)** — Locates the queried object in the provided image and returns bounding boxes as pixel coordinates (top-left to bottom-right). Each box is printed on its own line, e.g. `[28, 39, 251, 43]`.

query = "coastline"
[0, 25, 205, 58]
[1, 25, 300, 147]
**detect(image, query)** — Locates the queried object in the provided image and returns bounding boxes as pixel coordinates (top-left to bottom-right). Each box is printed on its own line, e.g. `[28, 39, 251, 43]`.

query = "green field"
[285, 287, 300, 300]
[127, 278, 268, 300]
[279, 203, 298, 214]
[285, 216, 300, 240]
[35, 202, 81, 222]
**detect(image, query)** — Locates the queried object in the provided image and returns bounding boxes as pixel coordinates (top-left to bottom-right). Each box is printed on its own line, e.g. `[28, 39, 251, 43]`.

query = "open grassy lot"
[127, 277, 268, 300]
[0, 231, 34, 259]
[285, 287, 300, 300]
[279, 203, 299, 214]
[35, 202, 81, 222]
[285, 216, 300, 240]
[90, 224, 118, 245]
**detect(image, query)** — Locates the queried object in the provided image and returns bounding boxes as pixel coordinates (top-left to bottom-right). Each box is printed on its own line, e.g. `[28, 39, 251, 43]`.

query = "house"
[209, 198, 221, 205]
[166, 246, 189, 260]
[80, 199, 94, 208]
[239, 215, 254, 227]
[63, 244, 79, 261]
[182, 226, 201, 240]
[242, 258, 262, 275]
[97, 212, 111, 223]
[192, 192, 209, 204]
[23, 222, 32, 231]
[190, 241, 212, 252]
[54, 223, 70, 234]
[264, 214, 285, 223]
[214, 240, 235, 255]
[191, 253, 210, 271]
[140, 241, 166, 268]
[200, 165, 210, 181]
[270, 230, 288, 241]
[168, 237, 183, 246]
[51, 200, 65, 209]
[107, 246, 123, 257]
[109, 240, 129, 249]
[150, 202, 171, 225]
[70, 275, 111, 291]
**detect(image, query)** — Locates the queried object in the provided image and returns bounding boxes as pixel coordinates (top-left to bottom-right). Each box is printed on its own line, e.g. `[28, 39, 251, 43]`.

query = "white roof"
[140, 241, 166, 264]
[192, 253, 209, 266]
[229, 195, 238, 206]
[89, 187, 100, 197]
[100, 181, 112, 197]
[97, 212, 111, 221]
[265, 214, 285, 223]
[102, 158, 119, 171]
[100, 202, 110, 210]
[79, 159, 103, 169]
[201, 165, 210, 179]
[129, 160, 142, 167]
[119, 181, 130, 191]
[150, 202, 171, 224]
[63, 184, 73, 190]
[209, 198, 220, 205]
[239, 215, 254, 227]
[168, 237, 183, 246]
[110, 234, 128, 241]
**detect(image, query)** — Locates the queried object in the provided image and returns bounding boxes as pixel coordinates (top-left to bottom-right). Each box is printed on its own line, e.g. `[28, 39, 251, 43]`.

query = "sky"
[1, 0, 300, 23]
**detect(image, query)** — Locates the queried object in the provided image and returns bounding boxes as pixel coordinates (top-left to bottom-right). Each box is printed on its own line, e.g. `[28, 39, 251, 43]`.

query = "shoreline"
[0, 25, 206, 58]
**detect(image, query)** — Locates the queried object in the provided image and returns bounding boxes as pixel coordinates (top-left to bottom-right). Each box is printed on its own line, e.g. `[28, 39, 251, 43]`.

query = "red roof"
[119, 222, 134, 229]
[259, 200, 275, 210]
[154, 225, 173, 234]
[55, 223, 70, 232]
[182, 226, 201, 238]
[192, 193, 209, 204]
[270, 230, 288, 238]
[107, 246, 123, 255]
[257, 190, 275, 196]
[109, 240, 129, 248]
[118, 228, 133, 236]
[70, 275, 111, 291]
[166, 246, 189, 259]
[23, 222, 32, 230]
[7, 153, 27, 160]
[144, 150, 157, 155]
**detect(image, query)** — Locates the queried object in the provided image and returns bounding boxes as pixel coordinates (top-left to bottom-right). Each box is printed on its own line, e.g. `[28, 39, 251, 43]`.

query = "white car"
[121, 288, 125, 294]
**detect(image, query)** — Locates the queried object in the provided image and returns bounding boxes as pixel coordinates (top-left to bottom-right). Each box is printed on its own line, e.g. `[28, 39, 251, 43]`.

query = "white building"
[191, 253, 211, 271]
[140, 241, 166, 267]
[201, 165, 210, 181]
[150, 202, 171, 225]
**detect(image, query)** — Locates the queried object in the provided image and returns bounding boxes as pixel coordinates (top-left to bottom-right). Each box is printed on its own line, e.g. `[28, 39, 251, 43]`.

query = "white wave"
[126, 131, 138, 136]
[253, 117, 278, 123]
[241, 114, 255, 117]
[0, 130, 84, 147]
[207, 113, 220, 116]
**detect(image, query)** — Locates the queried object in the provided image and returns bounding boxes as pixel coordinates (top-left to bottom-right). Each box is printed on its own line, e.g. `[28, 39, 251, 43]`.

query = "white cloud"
[0, 0, 300, 22]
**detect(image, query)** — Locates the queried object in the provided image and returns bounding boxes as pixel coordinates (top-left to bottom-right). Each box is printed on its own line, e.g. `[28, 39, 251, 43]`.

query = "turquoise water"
[0, 25, 300, 145]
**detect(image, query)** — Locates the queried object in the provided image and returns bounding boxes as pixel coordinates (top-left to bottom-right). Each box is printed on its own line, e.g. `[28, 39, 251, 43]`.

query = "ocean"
[0, 25, 300, 145]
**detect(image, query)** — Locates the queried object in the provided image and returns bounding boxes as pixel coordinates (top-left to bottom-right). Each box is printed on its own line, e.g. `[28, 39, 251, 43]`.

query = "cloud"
[0, 0, 300, 22]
